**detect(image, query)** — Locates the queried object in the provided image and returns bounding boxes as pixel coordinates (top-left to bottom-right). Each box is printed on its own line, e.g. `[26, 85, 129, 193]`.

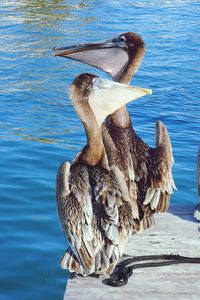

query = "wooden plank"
[63, 206, 200, 300]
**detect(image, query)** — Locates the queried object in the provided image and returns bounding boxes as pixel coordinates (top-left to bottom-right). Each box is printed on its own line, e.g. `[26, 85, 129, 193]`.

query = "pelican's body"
[56, 73, 151, 275]
[54, 32, 176, 229]
[194, 146, 200, 220]
[102, 118, 175, 229]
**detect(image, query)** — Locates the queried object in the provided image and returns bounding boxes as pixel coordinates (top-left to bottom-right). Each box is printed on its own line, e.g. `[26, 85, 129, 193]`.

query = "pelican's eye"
[112, 35, 126, 48]
[113, 36, 125, 42]
[92, 77, 102, 90]
[118, 35, 126, 42]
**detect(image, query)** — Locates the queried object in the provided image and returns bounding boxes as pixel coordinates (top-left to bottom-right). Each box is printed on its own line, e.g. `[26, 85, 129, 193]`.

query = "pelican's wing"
[143, 121, 176, 213]
[56, 162, 97, 274]
[102, 124, 140, 231]
[89, 165, 134, 274]
[57, 161, 134, 275]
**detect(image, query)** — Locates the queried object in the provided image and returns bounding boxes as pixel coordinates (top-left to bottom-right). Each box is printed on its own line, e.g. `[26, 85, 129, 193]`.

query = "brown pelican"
[54, 32, 176, 229]
[56, 73, 152, 275]
[194, 146, 200, 220]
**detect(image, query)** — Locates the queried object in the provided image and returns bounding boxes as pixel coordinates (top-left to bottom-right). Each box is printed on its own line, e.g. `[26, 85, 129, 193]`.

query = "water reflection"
[1, 1, 96, 145]
[9, 126, 81, 148]
[12, 131, 58, 144]
[17, 0, 94, 27]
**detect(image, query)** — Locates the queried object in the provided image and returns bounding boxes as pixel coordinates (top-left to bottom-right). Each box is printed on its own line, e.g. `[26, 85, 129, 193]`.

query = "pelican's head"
[70, 73, 152, 126]
[53, 32, 145, 81]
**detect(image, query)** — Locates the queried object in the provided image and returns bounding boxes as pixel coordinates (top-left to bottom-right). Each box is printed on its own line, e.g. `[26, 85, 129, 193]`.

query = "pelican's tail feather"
[142, 214, 155, 230]
[155, 192, 170, 213]
[60, 248, 86, 275]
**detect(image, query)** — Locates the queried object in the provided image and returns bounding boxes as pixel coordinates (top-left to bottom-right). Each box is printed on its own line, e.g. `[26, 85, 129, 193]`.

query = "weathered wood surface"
[64, 206, 200, 300]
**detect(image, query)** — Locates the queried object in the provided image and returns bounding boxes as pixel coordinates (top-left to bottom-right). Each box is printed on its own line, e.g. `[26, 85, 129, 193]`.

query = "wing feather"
[57, 162, 134, 275]
[56, 163, 96, 274]
[144, 121, 176, 213]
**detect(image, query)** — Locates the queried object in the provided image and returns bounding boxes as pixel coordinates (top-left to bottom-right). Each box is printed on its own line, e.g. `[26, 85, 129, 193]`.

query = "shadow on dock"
[167, 205, 200, 232]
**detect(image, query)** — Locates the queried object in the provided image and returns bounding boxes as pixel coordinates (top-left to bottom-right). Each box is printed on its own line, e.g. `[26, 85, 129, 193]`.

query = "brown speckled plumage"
[101, 33, 176, 229]
[54, 32, 176, 246]
[104, 118, 175, 229]
[57, 161, 134, 275]
[56, 74, 136, 276]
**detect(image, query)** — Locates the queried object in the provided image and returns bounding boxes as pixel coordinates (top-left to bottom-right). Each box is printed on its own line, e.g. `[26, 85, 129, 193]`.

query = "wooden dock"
[63, 206, 200, 300]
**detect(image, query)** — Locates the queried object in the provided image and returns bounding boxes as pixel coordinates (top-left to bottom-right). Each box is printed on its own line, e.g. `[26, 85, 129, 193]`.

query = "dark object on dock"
[105, 254, 200, 287]
[65, 207, 200, 299]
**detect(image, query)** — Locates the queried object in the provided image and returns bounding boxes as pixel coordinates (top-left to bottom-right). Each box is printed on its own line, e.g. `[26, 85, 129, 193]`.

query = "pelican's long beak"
[53, 41, 117, 57]
[89, 77, 152, 126]
[53, 40, 129, 80]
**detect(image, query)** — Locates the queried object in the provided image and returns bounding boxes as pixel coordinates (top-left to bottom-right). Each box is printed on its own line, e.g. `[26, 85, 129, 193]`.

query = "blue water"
[0, 0, 199, 299]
